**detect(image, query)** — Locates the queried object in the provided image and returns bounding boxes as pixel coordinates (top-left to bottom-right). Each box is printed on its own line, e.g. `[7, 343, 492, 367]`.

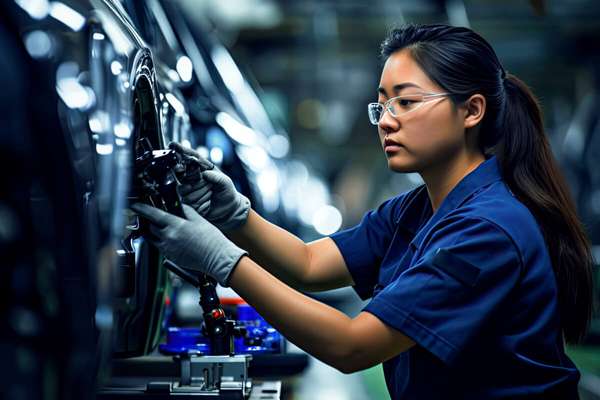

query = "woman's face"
[377, 49, 468, 174]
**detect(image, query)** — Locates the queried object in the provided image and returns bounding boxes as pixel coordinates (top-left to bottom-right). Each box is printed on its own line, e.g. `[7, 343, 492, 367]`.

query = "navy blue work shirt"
[330, 156, 580, 399]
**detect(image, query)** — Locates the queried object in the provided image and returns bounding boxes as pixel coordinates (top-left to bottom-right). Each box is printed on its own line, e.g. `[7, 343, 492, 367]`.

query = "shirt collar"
[405, 156, 502, 250]
[395, 185, 431, 235]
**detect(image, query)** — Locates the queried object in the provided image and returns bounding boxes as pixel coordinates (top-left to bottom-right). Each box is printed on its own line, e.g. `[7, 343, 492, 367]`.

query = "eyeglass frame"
[367, 92, 454, 126]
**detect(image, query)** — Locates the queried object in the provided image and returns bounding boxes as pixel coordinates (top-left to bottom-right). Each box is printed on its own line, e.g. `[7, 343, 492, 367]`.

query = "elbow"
[328, 348, 371, 375]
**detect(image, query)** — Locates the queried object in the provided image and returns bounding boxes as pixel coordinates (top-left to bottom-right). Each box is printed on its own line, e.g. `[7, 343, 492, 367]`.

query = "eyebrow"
[377, 82, 422, 97]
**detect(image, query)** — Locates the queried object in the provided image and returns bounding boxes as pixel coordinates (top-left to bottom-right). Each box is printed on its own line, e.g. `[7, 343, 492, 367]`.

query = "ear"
[463, 94, 486, 129]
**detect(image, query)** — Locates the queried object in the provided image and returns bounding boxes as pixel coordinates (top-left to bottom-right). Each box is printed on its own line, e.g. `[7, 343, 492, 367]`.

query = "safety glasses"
[367, 92, 453, 125]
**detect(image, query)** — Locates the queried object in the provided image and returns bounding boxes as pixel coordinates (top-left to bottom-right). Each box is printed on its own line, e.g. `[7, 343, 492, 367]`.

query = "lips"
[384, 138, 401, 147]
[383, 137, 404, 154]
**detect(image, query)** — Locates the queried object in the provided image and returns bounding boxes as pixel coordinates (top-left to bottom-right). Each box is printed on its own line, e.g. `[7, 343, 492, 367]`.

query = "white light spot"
[237, 146, 269, 172]
[56, 77, 95, 110]
[209, 147, 224, 165]
[115, 138, 126, 146]
[176, 56, 193, 82]
[215, 112, 257, 146]
[88, 117, 102, 133]
[211, 46, 244, 91]
[268, 134, 290, 158]
[176, 289, 199, 319]
[84, 87, 96, 108]
[167, 69, 180, 82]
[92, 32, 105, 40]
[196, 146, 209, 159]
[49, 2, 85, 32]
[165, 93, 185, 116]
[298, 177, 330, 225]
[15, 0, 49, 20]
[56, 60, 78, 80]
[114, 122, 131, 139]
[88, 111, 109, 134]
[110, 60, 123, 75]
[257, 167, 280, 212]
[96, 143, 113, 155]
[312, 205, 342, 235]
[257, 168, 279, 196]
[287, 160, 309, 183]
[180, 139, 191, 149]
[24, 30, 52, 59]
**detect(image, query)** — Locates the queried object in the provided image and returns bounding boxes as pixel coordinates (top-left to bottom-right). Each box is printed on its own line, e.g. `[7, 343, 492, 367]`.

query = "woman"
[133, 24, 593, 399]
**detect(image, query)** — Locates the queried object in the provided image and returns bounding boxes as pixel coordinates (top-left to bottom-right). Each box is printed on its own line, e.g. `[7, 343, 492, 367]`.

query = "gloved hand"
[131, 202, 248, 287]
[170, 142, 214, 217]
[169, 142, 251, 232]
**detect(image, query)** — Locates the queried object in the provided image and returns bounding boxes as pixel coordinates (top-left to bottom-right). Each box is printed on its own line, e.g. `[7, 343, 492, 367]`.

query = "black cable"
[163, 259, 200, 287]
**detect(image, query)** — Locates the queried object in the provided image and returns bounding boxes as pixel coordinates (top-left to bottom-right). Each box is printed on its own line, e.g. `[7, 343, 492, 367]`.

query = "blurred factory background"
[196, 0, 600, 232]
[3, 0, 600, 399]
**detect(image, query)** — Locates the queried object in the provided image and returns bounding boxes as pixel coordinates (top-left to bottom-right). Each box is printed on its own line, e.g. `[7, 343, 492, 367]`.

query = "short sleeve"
[364, 216, 522, 364]
[329, 195, 404, 300]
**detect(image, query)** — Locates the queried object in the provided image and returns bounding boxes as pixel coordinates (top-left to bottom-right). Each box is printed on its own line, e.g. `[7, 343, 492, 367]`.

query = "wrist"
[218, 193, 251, 232]
[222, 253, 249, 287]
[214, 243, 248, 287]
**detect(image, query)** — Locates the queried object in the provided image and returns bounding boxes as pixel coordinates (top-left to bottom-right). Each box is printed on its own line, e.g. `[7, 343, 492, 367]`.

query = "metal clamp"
[174, 354, 252, 396]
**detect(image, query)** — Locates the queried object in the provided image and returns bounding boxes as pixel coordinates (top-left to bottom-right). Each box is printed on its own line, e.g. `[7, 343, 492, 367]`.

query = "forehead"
[379, 49, 440, 92]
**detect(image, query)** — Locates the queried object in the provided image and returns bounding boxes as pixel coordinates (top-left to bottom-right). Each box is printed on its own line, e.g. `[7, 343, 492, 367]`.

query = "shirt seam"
[417, 215, 525, 274]
[410, 178, 502, 250]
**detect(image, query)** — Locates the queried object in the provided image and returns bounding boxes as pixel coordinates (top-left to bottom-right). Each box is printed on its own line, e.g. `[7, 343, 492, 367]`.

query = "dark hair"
[380, 24, 593, 343]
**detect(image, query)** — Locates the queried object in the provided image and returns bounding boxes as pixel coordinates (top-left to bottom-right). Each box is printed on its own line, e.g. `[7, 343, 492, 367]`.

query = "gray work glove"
[169, 142, 251, 232]
[169, 142, 214, 216]
[131, 202, 247, 287]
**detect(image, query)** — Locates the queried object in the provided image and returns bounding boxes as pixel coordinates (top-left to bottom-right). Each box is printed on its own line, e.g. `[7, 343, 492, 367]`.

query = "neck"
[420, 151, 485, 212]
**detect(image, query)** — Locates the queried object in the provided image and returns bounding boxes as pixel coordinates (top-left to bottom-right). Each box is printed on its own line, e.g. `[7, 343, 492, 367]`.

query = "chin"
[386, 155, 420, 173]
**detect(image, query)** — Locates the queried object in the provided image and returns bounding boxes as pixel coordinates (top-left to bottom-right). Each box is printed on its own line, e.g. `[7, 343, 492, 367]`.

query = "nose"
[378, 107, 400, 134]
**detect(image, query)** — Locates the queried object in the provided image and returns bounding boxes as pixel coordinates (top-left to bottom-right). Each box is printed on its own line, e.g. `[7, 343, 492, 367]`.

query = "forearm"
[227, 209, 311, 289]
[229, 256, 362, 372]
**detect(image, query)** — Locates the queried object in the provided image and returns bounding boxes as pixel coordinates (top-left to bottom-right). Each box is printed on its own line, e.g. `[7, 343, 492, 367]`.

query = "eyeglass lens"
[368, 94, 426, 125]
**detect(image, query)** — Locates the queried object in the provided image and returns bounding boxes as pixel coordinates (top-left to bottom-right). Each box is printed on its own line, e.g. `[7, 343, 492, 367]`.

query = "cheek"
[403, 112, 463, 159]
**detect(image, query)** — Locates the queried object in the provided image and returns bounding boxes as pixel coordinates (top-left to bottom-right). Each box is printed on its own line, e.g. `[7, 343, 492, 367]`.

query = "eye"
[398, 99, 417, 106]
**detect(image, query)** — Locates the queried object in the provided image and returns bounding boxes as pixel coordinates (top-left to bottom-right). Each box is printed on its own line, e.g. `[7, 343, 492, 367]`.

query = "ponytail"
[497, 74, 593, 343]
